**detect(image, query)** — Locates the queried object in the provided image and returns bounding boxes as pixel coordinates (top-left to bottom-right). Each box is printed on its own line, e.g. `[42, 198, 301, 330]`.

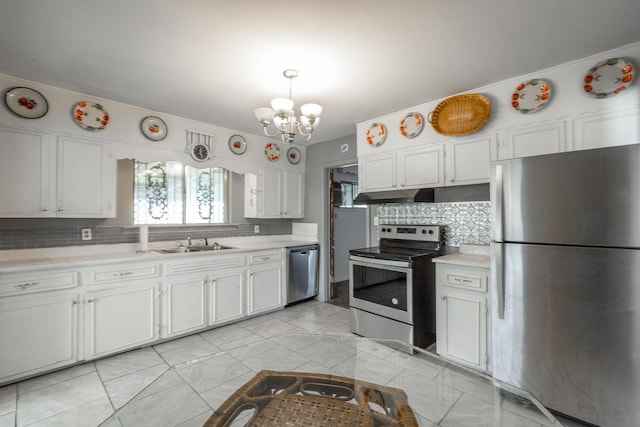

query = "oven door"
[349, 255, 412, 324]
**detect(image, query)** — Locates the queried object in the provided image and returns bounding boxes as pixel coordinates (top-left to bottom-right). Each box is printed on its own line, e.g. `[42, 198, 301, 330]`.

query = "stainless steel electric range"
[349, 224, 444, 349]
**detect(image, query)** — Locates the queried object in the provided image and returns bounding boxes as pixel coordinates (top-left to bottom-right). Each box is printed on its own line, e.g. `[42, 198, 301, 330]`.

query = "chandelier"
[254, 69, 323, 144]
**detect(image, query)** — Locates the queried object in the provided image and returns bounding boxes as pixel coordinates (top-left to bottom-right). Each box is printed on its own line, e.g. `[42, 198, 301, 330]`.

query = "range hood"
[353, 183, 490, 205]
[353, 188, 434, 204]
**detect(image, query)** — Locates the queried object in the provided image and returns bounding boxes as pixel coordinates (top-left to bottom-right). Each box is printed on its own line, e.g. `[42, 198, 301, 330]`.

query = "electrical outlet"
[254, 225, 260, 233]
[81, 228, 92, 241]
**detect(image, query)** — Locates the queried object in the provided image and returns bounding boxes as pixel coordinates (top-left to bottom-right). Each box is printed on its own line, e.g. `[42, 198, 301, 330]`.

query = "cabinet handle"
[87, 298, 96, 303]
[440, 296, 446, 300]
[14, 282, 38, 289]
[113, 272, 133, 277]
[449, 178, 454, 182]
[41, 207, 49, 212]
[72, 300, 79, 305]
[57, 207, 64, 212]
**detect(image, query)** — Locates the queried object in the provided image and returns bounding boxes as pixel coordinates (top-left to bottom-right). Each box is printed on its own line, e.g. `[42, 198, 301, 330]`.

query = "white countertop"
[433, 245, 491, 269]
[0, 235, 318, 273]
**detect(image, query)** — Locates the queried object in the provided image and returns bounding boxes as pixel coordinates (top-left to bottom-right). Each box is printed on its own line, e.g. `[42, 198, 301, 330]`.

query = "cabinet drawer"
[82, 263, 161, 285]
[248, 251, 282, 265]
[439, 266, 488, 293]
[166, 255, 245, 275]
[0, 270, 78, 296]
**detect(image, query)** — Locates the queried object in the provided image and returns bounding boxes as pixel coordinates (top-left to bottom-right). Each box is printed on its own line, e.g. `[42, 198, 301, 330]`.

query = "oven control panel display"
[379, 224, 440, 242]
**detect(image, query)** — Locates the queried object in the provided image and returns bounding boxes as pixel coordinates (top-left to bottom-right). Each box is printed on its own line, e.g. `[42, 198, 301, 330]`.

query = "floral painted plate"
[264, 142, 280, 161]
[140, 116, 168, 141]
[73, 101, 110, 131]
[511, 79, 551, 114]
[4, 87, 49, 119]
[366, 122, 387, 146]
[287, 147, 301, 164]
[228, 134, 247, 155]
[399, 112, 424, 138]
[583, 57, 634, 98]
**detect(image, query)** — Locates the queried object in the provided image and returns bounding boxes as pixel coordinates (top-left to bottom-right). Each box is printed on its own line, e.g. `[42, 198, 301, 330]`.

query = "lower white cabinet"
[164, 274, 207, 338]
[436, 263, 491, 372]
[85, 280, 160, 360]
[246, 250, 284, 316]
[0, 292, 79, 383]
[209, 269, 245, 325]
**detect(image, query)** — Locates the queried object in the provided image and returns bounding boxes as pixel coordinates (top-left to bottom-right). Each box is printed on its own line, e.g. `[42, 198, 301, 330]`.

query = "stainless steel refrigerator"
[491, 143, 640, 426]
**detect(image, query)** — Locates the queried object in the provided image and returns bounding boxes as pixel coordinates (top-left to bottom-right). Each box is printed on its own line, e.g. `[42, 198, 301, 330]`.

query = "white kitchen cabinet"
[85, 280, 160, 359]
[358, 152, 396, 191]
[164, 274, 207, 338]
[497, 121, 566, 160]
[209, 269, 245, 325]
[164, 255, 245, 335]
[0, 127, 115, 218]
[435, 264, 491, 372]
[397, 145, 445, 189]
[444, 136, 493, 186]
[0, 292, 79, 384]
[246, 250, 284, 316]
[245, 167, 304, 218]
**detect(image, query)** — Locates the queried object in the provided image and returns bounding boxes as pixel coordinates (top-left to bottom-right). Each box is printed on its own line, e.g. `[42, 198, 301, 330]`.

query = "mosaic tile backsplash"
[376, 201, 492, 247]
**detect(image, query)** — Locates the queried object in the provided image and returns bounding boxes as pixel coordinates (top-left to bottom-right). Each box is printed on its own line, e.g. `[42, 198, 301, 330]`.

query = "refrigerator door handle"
[493, 164, 504, 242]
[492, 243, 505, 319]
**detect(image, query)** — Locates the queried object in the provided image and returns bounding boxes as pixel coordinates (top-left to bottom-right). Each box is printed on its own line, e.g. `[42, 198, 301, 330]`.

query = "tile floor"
[0, 301, 587, 427]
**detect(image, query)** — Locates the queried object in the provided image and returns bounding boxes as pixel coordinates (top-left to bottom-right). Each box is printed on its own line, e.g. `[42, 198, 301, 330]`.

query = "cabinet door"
[436, 291, 488, 371]
[499, 122, 566, 160]
[57, 136, 115, 218]
[397, 146, 444, 188]
[164, 275, 207, 338]
[247, 264, 283, 316]
[445, 136, 493, 186]
[0, 293, 79, 382]
[359, 153, 396, 191]
[85, 281, 159, 359]
[283, 170, 304, 218]
[0, 127, 53, 217]
[210, 269, 244, 325]
[259, 167, 283, 218]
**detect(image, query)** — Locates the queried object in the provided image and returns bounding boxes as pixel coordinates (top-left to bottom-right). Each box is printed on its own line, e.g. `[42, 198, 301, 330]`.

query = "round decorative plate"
[366, 122, 387, 146]
[399, 112, 424, 138]
[4, 87, 48, 119]
[511, 79, 551, 114]
[264, 142, 280, 161]
[583, 57, 634, 98]
[72, 101, 110, 131]
[287, 147, 301, 164]
[228, 134, 247, 155]
[140, 116, 167, 141]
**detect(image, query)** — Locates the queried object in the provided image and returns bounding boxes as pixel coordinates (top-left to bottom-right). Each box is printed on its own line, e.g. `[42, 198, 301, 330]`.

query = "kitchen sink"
[157, 244, 234, 254]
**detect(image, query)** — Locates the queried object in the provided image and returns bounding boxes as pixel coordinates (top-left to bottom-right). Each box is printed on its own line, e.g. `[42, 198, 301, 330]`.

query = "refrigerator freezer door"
[492, 242, 640, 426]
[496, 144, 640, 248]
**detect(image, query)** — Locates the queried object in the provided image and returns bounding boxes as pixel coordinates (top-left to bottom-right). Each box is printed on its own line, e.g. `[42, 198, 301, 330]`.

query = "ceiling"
[2, 0, 640, 144]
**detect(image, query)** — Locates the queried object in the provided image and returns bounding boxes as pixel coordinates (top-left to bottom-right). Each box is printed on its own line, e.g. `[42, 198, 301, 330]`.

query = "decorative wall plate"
[366, 122, 387, 146]
[265, 142, 280, 161]
[72, 101, 110, 131]
[583, 57, 634, 98]
[228, 134, 247, 155]
[399, 112, 424, 138]
[4, 86, 49, 119]
[511, 79, 551, 114]
[140, 116, 168, 141]
[287, 147, 301, 164]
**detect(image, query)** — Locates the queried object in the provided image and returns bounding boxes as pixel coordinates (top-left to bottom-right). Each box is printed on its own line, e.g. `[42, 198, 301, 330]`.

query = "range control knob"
[428, 229, 434, 234]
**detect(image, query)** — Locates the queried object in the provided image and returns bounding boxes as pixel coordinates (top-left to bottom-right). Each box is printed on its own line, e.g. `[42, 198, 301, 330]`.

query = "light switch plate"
[81, 228, 92, 240]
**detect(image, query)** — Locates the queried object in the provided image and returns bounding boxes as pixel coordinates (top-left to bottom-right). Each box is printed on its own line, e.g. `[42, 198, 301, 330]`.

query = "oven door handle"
[349, 255, 411, 269]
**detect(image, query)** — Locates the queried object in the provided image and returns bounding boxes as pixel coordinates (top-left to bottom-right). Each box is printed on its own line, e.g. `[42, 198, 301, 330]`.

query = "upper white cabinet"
[496, 121, 566, 160]
[245, 167, 304, 218]
[398, 145, 445, 189]
[0, 127, 116, 218]
[444, 136, 494, 185]
[359, 152, 396, 191]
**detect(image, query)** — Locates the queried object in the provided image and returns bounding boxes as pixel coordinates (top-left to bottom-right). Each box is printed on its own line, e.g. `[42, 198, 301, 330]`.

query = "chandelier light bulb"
[300, 103, 323, 120]
[270, 97, 294, 116]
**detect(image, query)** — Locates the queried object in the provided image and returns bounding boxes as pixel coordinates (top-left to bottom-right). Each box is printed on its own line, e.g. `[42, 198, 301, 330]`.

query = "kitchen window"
[133, 160, 228, 224]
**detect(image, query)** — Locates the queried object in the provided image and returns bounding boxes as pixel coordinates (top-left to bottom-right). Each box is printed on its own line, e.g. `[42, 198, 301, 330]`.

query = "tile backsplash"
[376, 201, 492, 247]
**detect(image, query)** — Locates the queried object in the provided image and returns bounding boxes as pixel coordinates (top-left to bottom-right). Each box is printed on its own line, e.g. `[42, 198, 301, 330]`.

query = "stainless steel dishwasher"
[286, 244, 319, 306]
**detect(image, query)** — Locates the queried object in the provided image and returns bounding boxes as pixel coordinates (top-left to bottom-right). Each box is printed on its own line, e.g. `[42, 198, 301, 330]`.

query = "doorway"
[326, 164, 366, 308]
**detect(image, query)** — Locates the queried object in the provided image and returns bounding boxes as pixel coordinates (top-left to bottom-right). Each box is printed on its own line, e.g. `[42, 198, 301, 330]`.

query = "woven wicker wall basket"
[427, 94, 491, 136]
